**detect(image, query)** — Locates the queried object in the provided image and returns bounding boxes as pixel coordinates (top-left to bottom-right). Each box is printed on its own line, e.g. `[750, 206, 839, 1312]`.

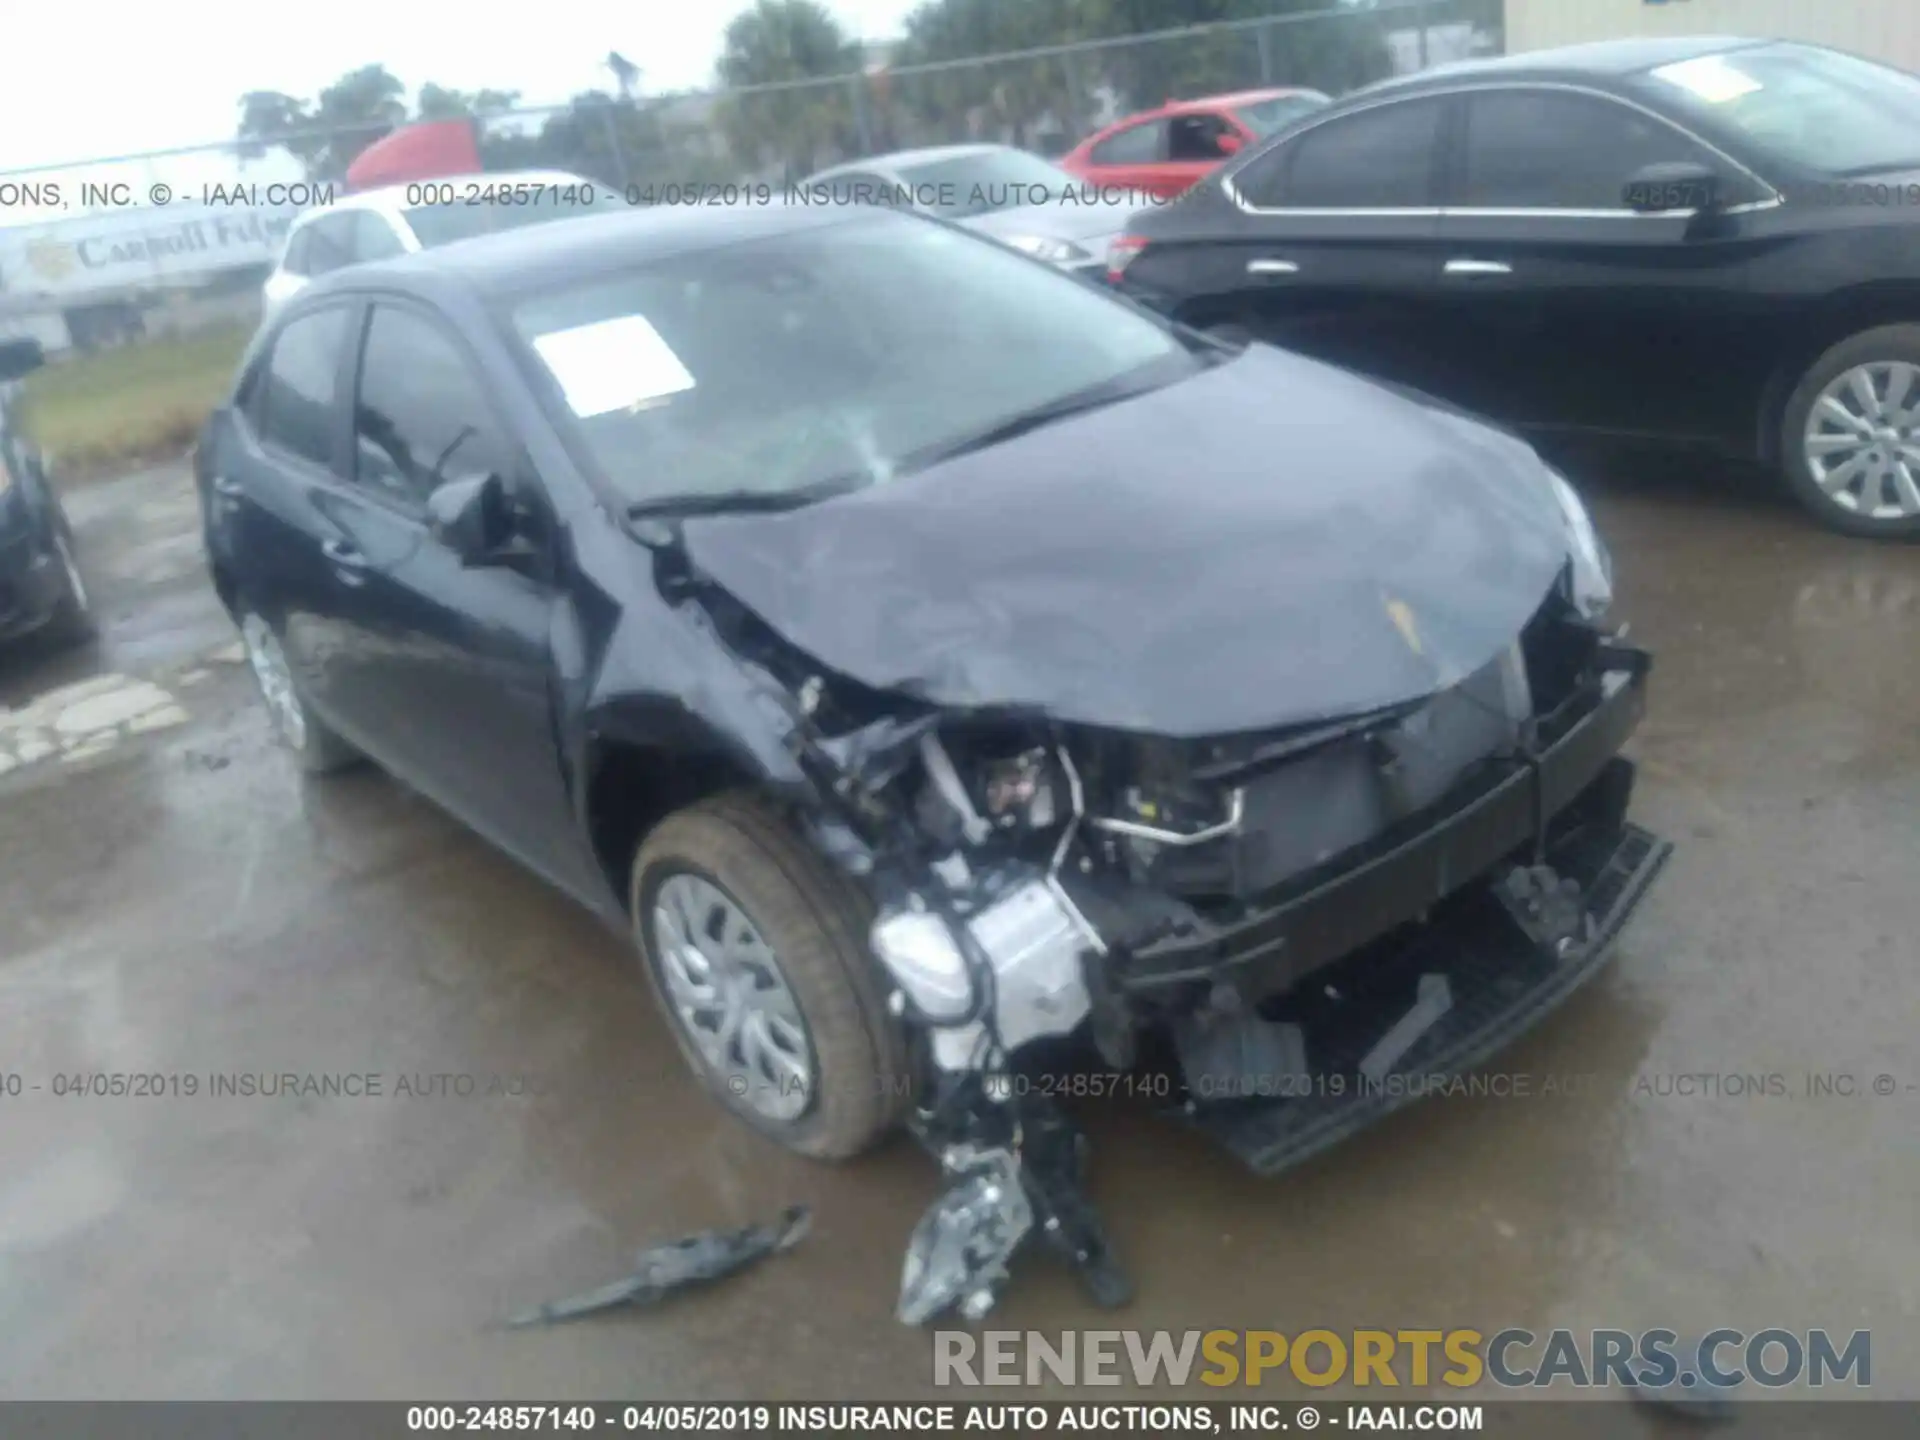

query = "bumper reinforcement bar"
[1184, 819, 1672, 1177]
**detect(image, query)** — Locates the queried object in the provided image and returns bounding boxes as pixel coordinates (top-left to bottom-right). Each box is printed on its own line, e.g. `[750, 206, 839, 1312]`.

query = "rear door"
[1161, 94, 1458, 394]
[1431, 84, 1772, 443]
[324, 297, 594, 892]
[1084, 117, 1173, 197]
[220, 302, 367, 734]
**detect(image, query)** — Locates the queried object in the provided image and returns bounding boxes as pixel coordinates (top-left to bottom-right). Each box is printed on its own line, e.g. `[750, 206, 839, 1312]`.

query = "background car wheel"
[631, 791, 910, 1160]
[237, 610, 359, 774]
[1782, 324, 1920, 539]
[39, 526, 97, 649]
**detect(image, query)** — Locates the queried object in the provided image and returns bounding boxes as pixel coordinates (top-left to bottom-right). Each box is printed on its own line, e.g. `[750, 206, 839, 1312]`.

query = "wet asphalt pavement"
[0, 455, 1914, 1402]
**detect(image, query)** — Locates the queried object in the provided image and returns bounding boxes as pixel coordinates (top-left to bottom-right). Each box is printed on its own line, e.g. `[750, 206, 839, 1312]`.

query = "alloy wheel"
[1803, 360, 1920, 521]
[54, 533, 89, 613]
[650, 872, 817, 1123]
[240, 613, 308, 751]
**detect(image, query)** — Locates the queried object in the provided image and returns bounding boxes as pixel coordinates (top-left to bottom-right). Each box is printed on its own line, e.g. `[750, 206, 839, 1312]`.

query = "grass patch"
[13, 325, 251, 482]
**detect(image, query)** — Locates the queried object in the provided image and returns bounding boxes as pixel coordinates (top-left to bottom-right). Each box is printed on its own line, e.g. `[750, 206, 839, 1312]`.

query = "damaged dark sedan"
[195, 203, 1670, 1321]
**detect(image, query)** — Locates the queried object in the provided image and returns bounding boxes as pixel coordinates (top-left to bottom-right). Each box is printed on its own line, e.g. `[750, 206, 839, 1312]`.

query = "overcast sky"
[0, 0, 919, 175]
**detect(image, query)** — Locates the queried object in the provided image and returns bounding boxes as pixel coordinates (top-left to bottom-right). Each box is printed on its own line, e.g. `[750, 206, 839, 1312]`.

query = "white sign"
[532, 314, 697, 418]
[0, 204, 301, 300]
[1652, 55, 1765, 106]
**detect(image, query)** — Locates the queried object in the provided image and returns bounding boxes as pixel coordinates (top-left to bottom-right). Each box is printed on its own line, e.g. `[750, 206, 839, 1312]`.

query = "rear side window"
[279, 227, 313, 277]
[352, 304, 508, 510]
[1090, 120, 1163, 166]
[253, 308, 349, 469]
[353, 212, 407, 261]
[1236, 97, 1446, 207]
[303, 213, 357, 276]
[1459, 89, 1744, 209]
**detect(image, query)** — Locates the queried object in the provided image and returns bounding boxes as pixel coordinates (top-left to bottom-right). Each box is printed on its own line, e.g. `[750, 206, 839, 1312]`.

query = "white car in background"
[799, 145, 1141, 280]
[261, 170, 619, 311]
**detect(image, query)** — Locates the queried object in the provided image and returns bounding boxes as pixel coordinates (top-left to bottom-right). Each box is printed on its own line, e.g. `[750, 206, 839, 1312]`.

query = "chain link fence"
[0, 0, 1498, 464]
[1, 0, 1501, 199]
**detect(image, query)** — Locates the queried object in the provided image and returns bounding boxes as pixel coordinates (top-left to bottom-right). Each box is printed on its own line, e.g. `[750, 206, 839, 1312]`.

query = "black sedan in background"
[1109, 35, 1920, 539]
[0, 340, 93, 650]
[194, 204, 1665, 1227]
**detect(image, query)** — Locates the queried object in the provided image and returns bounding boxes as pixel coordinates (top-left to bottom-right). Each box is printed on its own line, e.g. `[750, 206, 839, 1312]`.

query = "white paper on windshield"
[532, 314, 695, 418]
[1652, 55, 1763, 106]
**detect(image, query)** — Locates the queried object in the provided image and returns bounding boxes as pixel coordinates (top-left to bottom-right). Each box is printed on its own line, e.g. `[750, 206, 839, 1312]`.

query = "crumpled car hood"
[681, 343, 1574, 738]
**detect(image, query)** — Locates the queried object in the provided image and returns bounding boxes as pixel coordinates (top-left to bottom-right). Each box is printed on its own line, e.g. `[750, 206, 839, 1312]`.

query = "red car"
[1059, 87, 1331, 199]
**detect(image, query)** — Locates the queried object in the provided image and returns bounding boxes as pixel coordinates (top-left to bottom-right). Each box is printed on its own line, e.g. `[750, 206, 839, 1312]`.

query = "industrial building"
[1505, 0, 1920, 72]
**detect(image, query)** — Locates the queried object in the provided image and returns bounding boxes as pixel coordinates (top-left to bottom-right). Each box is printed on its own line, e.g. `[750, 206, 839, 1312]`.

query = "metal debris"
[505, 1205, 810, 1328]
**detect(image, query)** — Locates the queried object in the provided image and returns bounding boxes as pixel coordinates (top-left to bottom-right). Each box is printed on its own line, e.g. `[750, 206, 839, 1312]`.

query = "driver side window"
[352, 304, 510, 513]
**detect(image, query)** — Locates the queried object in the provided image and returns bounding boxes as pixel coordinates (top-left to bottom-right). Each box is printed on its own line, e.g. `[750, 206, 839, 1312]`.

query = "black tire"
[1781, 324, 1920, 540]
[39, 525, 97, 650]
[631, 791, 910, 1160]
[236, 608, 360, 775]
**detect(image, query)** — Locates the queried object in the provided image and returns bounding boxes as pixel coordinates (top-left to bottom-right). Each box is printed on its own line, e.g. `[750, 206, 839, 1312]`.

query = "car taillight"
[1105, 234, 1149, 283]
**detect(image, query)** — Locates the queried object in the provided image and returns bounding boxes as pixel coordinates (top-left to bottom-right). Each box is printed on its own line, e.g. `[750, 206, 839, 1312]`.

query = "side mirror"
[1622, 161, 1721, 215]
[426, 471, 538, 570]
[1215, 133, 1245, 156]
[0, 337, 45, 384]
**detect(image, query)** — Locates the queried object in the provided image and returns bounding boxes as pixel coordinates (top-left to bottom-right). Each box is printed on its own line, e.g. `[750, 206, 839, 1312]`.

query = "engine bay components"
[871, 877, 1096, 1069]
[697, 573, 1667, 1324]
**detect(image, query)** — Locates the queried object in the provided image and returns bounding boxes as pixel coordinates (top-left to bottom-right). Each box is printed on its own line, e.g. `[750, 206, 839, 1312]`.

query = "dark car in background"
[0, 340, 93, 650]
[1110, 36, 1920, 539]
[194, 204, 1667, 1319]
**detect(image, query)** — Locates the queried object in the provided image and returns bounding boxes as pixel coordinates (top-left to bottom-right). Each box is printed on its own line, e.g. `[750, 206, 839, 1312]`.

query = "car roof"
[1099, 86, 1326, 131]
[1167, 87, 1326, 114]
[297, 202, 864, 305]
[1354, 34, 1765, 97]
[288, 170, 592, 227]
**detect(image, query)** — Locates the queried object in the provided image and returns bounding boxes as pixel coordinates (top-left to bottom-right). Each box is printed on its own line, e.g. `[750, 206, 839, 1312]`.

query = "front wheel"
[237, 609, 359, 774]
[1781, 325, 1920, 539]
[631, 791, 910, 1159]
[39, 526, 96, 649]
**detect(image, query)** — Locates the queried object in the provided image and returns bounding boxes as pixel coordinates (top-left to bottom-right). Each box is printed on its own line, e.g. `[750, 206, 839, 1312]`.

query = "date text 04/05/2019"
[403, 1402, 1484, 1432]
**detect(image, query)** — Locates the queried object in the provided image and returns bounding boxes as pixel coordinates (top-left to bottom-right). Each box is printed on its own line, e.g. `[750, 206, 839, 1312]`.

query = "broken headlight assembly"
[1548, 469, 1614, 619]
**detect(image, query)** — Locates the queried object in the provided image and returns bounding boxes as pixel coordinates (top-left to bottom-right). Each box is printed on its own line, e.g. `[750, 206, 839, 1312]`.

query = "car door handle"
[321, 538, 370, 585]
[1247, 258, 1300, 275]
[211, 474, 244, 499]
[1443, 258, 1513, 276]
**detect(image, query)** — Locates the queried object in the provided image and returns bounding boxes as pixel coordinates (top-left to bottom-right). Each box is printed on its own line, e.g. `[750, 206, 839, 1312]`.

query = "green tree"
[416, 84, 522, 120]
[236, 64, 411, 180]
[892, 0, 1086, 150]
[713, 0, 859, 179]
[236, 91, 324, 173]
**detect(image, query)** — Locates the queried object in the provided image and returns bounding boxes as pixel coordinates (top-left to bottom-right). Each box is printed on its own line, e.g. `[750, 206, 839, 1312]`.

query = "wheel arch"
[576, 701, 806, 913]
[1757, 282, 1920, 466]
